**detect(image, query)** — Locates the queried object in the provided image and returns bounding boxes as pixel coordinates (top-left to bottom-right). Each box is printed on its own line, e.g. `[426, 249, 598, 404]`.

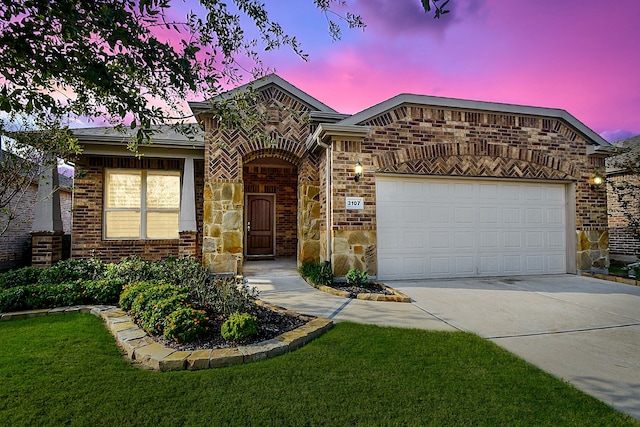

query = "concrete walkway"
[244, 258, 640, 421]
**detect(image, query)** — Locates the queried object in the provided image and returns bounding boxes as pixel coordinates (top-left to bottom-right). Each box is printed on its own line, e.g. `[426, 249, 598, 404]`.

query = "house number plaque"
[346, 197, 364, 210]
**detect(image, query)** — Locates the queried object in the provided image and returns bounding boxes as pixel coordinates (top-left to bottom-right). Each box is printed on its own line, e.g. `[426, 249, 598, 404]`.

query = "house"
[59, 74, 611, 279]
[606, 135, 640, 262]
[0, 148, 73, 270]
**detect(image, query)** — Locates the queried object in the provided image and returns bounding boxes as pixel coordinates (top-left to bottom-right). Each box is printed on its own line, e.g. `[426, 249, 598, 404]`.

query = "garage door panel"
[454, 256, 475, 275]
[430, 231, 450, 248]
[377, 176, 568, 280]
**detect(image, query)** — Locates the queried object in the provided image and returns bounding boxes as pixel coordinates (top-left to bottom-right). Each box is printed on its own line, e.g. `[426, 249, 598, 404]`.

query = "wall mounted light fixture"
[354, 161, 363, 182]
[590, 176, 603, 190]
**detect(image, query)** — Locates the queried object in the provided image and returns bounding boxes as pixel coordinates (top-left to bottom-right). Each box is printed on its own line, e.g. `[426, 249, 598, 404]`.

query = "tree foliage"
[0, 0, 448, 236]
[0, 0, 447, 140]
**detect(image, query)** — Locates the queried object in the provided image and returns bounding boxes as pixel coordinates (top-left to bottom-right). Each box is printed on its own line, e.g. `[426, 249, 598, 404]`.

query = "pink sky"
[215, 0, 639, 142]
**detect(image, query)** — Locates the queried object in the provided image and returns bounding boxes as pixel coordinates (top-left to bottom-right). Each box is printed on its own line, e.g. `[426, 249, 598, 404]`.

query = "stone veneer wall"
[298, 182, 321, 263]
[326, 105, 610, 275]
[72, 156, 204, 263]
[298, 151, 322, 265]
[202, 181, 244, 274]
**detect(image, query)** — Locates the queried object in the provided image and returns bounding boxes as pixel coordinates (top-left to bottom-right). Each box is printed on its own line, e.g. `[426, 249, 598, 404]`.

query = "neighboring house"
[0, 149, 72, 270]
[67, 74, 611, 279]
[606, 135, 640, 262]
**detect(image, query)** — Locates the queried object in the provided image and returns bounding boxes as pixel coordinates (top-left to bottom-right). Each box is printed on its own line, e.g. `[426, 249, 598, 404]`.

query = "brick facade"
[72, 155, 204, 263]
[607, 173, 640, 259]
[67, 75, 610, 278]
[320, 104, 609, 275]
[194, 76, 610, 276]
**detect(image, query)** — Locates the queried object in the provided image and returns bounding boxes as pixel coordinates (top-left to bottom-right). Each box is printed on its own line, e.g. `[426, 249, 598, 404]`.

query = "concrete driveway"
[246, 263, 640, 420]
[390, 275, 640, 421]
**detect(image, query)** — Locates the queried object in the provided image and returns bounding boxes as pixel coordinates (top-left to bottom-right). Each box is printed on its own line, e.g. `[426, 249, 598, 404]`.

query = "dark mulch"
[156, 303, 307, 351]
[328, 281, 394, 299]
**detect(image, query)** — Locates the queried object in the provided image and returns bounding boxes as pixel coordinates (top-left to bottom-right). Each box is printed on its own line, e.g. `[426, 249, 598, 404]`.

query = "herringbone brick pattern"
[205, 87, 312, 181]
[375, 142, 576, 179]
[361, 105, 585, 144]
[380, 155, 572, 180]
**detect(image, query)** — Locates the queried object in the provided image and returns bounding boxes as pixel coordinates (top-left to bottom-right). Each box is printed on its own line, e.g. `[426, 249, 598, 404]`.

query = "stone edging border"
[306, 280, 411, 302]
[582, 273, 639, 287]
[0, 304, 333, 372]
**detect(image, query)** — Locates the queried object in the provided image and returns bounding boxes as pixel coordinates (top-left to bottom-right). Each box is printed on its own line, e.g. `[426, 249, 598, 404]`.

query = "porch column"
[179, 156, 198, 257]
[31, 158, 63, 268]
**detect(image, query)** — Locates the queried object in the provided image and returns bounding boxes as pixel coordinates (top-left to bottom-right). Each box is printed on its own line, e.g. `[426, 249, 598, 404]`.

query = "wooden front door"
[246, 194, 275, 257]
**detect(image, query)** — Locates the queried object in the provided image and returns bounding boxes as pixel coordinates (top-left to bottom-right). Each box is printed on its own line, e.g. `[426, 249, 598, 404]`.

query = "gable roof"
[338, 93, 610, 147]
[188, 74, 338, 116]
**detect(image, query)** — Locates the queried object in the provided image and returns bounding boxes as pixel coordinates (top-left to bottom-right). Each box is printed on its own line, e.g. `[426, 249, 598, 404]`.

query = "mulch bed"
[327, 282, 395, 299]
[155, 303, 307, 352]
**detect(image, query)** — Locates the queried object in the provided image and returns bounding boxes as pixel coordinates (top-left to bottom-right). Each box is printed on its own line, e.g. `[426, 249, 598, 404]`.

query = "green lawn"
[0, 314, 637, 427]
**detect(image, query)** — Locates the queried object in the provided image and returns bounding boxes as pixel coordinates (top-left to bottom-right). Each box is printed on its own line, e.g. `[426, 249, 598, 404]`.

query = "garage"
[376, 176, 569, 280]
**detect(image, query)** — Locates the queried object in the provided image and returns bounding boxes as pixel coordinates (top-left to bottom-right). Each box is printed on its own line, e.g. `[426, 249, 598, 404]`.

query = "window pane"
[106, 172, 141, 208]
[146, 212, 179, 239]
[105, 211, 141, 238]
[147, 174, 180, 209]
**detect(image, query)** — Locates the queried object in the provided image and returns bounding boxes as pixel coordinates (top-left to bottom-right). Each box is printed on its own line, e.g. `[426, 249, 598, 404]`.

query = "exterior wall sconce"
[590, 176, 603, 190]
[354, 161, 363, 182]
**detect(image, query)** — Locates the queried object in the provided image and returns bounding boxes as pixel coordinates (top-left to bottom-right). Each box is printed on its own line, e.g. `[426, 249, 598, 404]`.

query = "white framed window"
[104, 169, 181, 239]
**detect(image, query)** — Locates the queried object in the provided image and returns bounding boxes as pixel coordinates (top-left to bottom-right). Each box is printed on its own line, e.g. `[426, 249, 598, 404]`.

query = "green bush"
[119, 281, 158, 312]
[164, 306, 208, 343]
[84, 279, 125, 304]
[128, 283, 189, 335]
[0, 267, 43, 290]
[155, 256, 209, 289]
[0, 278, 126, 313]
[104, 255, 208, 288]
[221, 312, 259, 342]
[0, 286, 29, 312]
[37, 258, 106, 285]
[104, 256, 153, 284]
[191, 276, 258, 316]
[345, 269, 369, 287]
[298, 261, 317, 279]
[299, 261, 333, 286]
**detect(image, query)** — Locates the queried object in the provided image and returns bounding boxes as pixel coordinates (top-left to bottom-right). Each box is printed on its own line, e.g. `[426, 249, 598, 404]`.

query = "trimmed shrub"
[0, 278, 125, 313]
[119, 281, 159, 312]
[105, 255, 208, 288]
[129, 283, 189, 334]
[221, 312, 259, 342]
[164, 307, 208, 343]
[345, 269, 369, 288]
[0, 267, 42, 290]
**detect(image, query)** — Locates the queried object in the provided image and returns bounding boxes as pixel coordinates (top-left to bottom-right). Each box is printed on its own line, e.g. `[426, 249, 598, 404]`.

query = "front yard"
[0, 314, 637, 426]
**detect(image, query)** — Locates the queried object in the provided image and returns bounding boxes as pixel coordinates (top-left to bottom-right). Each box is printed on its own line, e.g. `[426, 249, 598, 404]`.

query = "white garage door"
[376, 176, 567, 280]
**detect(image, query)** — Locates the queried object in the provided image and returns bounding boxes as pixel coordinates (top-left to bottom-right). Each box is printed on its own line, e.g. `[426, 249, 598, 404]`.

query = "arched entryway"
[243, 156, 298, 260]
